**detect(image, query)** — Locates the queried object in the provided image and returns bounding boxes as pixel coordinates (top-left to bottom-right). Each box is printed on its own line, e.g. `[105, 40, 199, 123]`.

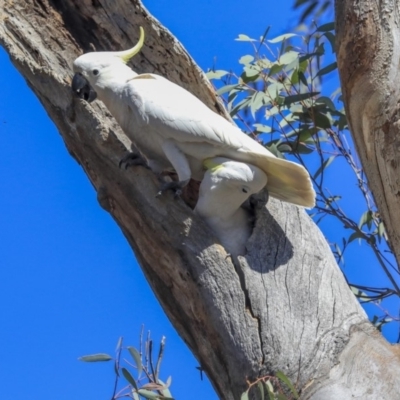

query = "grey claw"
[119, 153, 149, 170]
[155, 179, 190, 198]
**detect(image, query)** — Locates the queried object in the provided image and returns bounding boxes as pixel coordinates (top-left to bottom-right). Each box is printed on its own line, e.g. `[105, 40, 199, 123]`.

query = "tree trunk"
[335, 0, 400, 270]
[2, 0, 400, 398]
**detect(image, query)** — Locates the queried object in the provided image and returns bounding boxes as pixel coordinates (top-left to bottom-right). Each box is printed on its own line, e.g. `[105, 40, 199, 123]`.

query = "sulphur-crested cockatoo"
[71, 27, 315, 207]
[195, 157, 268, 256]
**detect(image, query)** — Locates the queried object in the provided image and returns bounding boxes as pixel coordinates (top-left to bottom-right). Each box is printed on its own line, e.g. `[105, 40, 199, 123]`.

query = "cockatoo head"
[195, 157, 268, 256]
[202, 157, 268, 201]
[71, 27, 145, 102]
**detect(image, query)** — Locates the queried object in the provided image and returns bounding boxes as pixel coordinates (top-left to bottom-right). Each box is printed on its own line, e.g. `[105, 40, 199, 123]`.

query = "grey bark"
[336, 0, 400, 270]
[1, 0, 400, 398]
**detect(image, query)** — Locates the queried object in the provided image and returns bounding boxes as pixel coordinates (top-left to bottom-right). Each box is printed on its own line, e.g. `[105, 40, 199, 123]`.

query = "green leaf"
[358, 210, 373, 230]
[266, 142, 284, 158]
[324, 32, 336, 53]
[313, 156, 335, 180]
[216, 84, 238, 96]
[291, 69, 300, 85]
[257, 58, 272, 69]
[277, 143, 293, 153]
[314, 111, 332, 129]
[315, 96, 336, 111]
[317, 22, 335, 32]
[348, 231, 365, 244]
[240, 390, 249, 400]
[279, 50, 299, 66]
[79, 353, 113, 362]
[269, 63, 284, 76]
[315, 42, 326, 56]
[241, 67, 261, 83]
[132, 390, 140, 400]
[254, 124, 272, 134]
[298, 71, 308, 86]
[276, 371, 299, 398]
[268, 33, 297, 43]
[265, 380, 275, 400]
[266, 82, 284, 100]
[122, 367, 138, 391]
[206, 70, 229, 80]
[127, 346, 142, 378]
[250, 91, 267, 118]
[158, 378, 173, 397]
[239, 55, 254, 65]
[283, 91, 320, 106]
[257, 381, 265, 400]
[350, 285, 372, 302]
[294, 143, 314, 154]
[316, 62, 337, 77]
[277, 394, 289, 400]
[235, 34, 256, 42]
[230, 97, 252, 117]
[137, 389, 160, 400]
[378, 222, 386, 239]
[266, 106, 280, 118]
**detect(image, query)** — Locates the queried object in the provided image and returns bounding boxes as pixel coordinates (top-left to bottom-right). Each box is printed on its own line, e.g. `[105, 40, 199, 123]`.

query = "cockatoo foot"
[156, 179, 190, 198]
[119, 153, 149, 170]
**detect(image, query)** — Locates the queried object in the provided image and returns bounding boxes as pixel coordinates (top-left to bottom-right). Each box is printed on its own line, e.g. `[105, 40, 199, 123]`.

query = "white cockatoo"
[195, 157, 268, 257]
[71, 27, 315, 207]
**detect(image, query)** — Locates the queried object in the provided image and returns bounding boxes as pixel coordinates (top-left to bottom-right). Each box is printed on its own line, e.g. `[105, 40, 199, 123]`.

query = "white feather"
[195, 157, 268, 257]
[73, 51, 315, 207]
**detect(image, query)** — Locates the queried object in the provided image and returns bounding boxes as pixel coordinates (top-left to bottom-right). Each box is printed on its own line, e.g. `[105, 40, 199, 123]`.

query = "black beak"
[71, 73, 97, 103]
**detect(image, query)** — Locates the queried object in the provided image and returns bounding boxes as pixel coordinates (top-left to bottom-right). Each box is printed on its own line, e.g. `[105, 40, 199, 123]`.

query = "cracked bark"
[336, 0, 400, 268]
[2, 0, 400, 398]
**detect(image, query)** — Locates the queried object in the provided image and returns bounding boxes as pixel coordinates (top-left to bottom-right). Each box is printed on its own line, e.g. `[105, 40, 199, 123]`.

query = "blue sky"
[0, 1, 397, 399]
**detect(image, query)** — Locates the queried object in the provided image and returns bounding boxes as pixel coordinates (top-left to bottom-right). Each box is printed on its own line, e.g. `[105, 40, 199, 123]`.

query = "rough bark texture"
[2, 0, 400, 398]
[336, 0, 400, 270]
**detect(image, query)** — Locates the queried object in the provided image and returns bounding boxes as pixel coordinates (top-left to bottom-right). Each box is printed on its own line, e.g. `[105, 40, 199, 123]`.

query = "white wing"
[123, 74, 315, 207]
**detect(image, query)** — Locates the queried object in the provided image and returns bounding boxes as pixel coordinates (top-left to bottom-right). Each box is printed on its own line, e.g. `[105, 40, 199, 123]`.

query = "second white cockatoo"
[195, 157, 268, 257]
[71, 27, 315, 207]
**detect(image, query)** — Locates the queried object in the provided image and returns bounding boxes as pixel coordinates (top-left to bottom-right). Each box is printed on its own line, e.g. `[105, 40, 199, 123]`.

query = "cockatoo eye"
[92, 69, 99, 76]
[242, 188, 249, 193]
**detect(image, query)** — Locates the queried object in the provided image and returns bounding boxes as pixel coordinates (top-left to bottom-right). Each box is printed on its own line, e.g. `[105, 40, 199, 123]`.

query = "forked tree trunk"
[2, 1, 400, 398]
[336, 0, 400, 270]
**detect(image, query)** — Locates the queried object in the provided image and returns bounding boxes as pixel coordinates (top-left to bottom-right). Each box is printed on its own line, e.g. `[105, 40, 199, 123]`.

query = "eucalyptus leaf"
[276, 371, 299, 398]
[313, 155, 335, 180]
[279, 50, 299, 66]
[206, 70, 229, 80]
[216, 84, 238, 96]
[324, 31, 336, 53]
[268, 33, 297, 43]
[127, 346, 142, 378]
[79, 353, 113, 362]
[239, 55, 254, 65]
[348, 231, 365, 244]
[240, 390, 249, 400]
[235, 34, 256, 42]
[257, 381, 265, 400]
[253, 124, 272, 134]
[316, 62, 337, 77]
[137, 389, 159, 400]
[122, 367, 139, 391]
[283, 91, 320, 106]
[250, 91, 267, 118]
[317, 22, 335, 32]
